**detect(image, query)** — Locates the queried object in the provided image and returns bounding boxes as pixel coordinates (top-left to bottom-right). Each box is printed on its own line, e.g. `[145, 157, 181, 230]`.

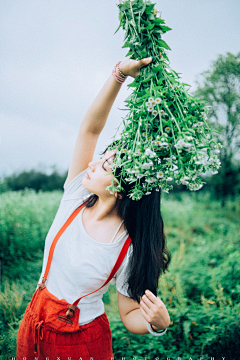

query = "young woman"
[16, 57, 171, 360]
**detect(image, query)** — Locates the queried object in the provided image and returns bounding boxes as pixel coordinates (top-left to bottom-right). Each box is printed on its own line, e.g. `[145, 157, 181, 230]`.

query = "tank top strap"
[109, 220, 124, 244]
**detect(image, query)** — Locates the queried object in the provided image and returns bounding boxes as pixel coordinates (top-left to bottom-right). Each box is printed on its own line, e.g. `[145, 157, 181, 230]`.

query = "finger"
[144, 290, 159, 305]
[142, 295, 156, 311]
[139, 57, 152, 68]
[140, 304, 151, 322]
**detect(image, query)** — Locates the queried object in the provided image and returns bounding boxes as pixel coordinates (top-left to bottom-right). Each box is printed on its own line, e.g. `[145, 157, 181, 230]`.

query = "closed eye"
[100, 154, 114, 172]
[100, 156, 108, 171]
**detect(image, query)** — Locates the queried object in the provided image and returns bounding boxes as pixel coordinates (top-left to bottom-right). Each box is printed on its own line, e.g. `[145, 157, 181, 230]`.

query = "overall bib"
[17, 201, 132, 360]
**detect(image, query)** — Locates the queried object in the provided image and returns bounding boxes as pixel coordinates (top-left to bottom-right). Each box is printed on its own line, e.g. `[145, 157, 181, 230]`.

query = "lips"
[86, 172, 90, 179]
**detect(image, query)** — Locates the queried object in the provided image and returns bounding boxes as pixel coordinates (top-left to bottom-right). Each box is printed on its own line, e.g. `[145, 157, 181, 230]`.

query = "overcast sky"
[0, 0, 239, 177]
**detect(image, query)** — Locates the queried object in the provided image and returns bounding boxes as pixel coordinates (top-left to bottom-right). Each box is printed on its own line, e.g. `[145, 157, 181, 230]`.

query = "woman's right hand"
[118, 57, 152, 79]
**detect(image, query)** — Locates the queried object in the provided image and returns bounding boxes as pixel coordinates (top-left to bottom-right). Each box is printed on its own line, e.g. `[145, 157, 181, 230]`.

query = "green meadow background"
[0, 189, 239, 359]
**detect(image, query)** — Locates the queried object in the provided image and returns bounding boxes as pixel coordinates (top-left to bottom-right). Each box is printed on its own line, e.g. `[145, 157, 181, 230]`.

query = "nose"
[88, 158, 100, 169]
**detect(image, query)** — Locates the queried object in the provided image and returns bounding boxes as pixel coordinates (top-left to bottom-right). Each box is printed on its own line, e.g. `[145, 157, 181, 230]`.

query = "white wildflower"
[136, 149, 143, 155]
[152, 110, 158, 115]
[193, 184, 203, 191]
[147, 106, 154, 112]
[155, 98, 161, 104]
[148, 97, 154, 102]
[170, 164, 178, 171]
[157, 171, 164, 178]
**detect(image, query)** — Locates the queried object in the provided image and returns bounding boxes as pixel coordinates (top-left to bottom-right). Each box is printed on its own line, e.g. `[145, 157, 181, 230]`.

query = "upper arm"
[117, 290, 141, 323]
[65, 125, 100, 188]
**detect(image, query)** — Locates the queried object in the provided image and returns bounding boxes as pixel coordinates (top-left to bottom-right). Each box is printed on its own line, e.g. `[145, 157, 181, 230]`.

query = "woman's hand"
[140, 289, 171, 331]
[118, 57, 152, 79]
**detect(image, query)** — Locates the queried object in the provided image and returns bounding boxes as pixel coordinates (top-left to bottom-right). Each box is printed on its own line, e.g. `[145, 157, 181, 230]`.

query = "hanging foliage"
[106, 0, 222, 201]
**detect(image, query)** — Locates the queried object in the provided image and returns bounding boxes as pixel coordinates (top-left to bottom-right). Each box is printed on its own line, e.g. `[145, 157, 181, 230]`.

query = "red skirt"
[16, 286, 114, 360]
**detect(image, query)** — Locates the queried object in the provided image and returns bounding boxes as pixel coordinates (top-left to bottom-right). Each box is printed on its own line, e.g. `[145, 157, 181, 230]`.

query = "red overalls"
[16, 201, 132, 360]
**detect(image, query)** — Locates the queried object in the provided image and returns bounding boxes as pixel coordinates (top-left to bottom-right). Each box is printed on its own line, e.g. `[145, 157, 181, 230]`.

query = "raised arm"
[64, 57, 152, 188]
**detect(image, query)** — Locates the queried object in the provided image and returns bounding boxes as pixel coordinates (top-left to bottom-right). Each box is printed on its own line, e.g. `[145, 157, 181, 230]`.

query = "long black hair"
[84, 140, 171, 303]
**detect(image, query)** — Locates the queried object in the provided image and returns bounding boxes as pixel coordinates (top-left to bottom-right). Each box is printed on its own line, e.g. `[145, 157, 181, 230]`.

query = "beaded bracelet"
[112, 61, 128, 84]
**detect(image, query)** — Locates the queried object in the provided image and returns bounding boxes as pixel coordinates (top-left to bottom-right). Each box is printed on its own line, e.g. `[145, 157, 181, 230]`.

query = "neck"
[88, 196, 119, 222]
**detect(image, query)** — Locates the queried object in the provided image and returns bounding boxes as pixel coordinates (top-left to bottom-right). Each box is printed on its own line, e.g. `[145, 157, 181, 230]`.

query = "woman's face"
[82, 148, 118, 199]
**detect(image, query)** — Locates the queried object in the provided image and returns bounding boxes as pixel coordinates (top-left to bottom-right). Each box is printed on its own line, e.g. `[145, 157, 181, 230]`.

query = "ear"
[114, 192, 122, 200]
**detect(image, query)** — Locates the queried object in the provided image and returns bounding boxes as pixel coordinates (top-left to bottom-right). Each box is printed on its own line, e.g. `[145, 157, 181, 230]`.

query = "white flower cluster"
[145, 97, 167, 116]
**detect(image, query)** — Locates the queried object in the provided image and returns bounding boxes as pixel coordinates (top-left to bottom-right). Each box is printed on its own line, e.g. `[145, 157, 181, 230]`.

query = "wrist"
[117, 63, 128, 78]
[112, 61, 127, 84]
[151, 324, 159, 331]
[151, 323, 167, 332]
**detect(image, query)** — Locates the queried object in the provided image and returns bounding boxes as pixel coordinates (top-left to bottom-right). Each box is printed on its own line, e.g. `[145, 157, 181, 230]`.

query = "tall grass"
[0, 189, 239, 359]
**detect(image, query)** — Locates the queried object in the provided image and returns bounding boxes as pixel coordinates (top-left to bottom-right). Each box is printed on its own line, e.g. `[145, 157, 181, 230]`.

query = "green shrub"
[0, 189, 62, 279]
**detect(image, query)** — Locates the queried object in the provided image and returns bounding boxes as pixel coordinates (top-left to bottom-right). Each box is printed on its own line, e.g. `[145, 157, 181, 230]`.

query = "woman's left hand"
[140, 290, 171, 331]
[118, 57, 152, 79]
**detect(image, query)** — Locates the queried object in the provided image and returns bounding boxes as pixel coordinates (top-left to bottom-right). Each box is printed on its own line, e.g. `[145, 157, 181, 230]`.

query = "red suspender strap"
[73, 235, 132, 306]
[43, 201, 87, 281]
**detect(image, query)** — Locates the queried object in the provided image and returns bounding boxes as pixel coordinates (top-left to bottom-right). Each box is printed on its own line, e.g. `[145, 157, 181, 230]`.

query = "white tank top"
[36, 167, 133, 326]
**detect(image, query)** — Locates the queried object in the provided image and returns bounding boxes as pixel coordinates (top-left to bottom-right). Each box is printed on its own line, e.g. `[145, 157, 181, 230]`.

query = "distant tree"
[194, 51, 240, 206]
[0, 168, 67, 193]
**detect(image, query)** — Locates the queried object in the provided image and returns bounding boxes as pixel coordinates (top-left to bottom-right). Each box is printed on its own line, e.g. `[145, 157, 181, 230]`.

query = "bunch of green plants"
[106, 0, 222, 201]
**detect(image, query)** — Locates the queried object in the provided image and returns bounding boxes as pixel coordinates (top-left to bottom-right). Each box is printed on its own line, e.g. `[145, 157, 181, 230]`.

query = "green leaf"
[160, 25, 172, 32]
[141, 74, 155, 83]
[127, 79, 139, 88]
[152, 86, 164, 91]
[114, 23, 122, 35]
[122, 41, 132, 49]
[157, 39, 171, 50]
[125, 17, 129, 33]
[125, 49, 133, 57]
[154, 18, 165, 25]
[208, 129, 221, 134]
[145, 23, 155, 30]
[145, 4, 155, 14]
[152, 64, 163, 74]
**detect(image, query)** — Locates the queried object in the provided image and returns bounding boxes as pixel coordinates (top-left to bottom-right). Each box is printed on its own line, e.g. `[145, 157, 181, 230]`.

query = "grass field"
[0, 189, 239, 359]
